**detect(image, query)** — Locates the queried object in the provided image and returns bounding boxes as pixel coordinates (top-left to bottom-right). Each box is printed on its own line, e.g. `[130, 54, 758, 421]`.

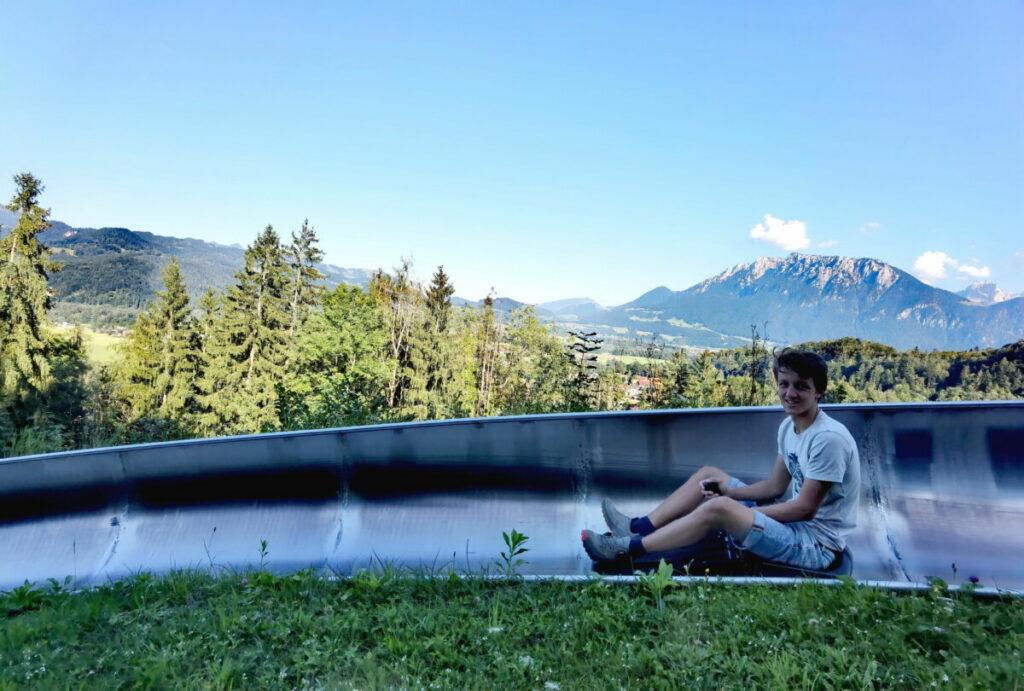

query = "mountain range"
[1, 210, 1021, 351]
[555, 254, 1024, 351]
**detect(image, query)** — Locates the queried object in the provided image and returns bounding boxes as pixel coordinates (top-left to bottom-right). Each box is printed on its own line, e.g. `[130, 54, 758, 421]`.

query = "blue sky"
[3, 1, 1021, 305]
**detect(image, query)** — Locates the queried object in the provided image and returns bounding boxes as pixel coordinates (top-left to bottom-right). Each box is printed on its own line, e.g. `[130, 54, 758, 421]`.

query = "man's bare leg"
[646, 465, 733, 529]
[642, 497, 755, 552]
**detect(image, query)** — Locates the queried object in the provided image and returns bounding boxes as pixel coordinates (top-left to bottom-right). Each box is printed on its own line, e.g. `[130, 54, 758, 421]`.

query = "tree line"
[1, 173, 1022, 457]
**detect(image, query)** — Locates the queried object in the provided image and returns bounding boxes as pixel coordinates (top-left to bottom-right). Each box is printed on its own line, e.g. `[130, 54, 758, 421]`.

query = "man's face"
[775, 366, 821, 416]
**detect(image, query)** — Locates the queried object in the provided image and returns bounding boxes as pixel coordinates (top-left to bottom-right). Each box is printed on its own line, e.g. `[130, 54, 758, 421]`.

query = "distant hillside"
[5, 209, 1021, 349]
[7, 220, 376, 328]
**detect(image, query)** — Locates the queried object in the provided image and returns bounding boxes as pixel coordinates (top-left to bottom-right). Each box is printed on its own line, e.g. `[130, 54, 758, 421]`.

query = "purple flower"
[968, 575, 979, 584]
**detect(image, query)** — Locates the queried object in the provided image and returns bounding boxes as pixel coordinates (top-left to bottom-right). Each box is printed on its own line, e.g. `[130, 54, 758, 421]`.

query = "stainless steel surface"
[1, 402, 1022, 590]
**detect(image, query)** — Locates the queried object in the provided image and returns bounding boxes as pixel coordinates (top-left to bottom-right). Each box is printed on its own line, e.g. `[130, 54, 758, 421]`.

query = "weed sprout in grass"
[635, 559, 676, 613]
[495, 529, 529, 579]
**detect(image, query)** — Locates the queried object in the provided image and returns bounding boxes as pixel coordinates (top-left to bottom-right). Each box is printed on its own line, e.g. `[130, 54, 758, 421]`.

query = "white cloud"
[957, 264, 991, 279]
[817, 239, 839, 248]
[859, 221, 881, 234]
[749, 214, 810, 251]
[912, 251, 957, 282]
[1013, 252, 1024, 265]
[912, 250, 992, 283]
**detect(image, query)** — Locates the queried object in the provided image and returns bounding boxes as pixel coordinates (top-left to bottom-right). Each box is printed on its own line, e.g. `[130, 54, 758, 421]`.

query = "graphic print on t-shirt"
[787, 452, 803, 486]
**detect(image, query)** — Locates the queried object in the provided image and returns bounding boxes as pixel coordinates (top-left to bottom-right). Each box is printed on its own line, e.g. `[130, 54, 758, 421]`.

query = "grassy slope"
[1, 570, 1020, 689]
[51, 325, 123, 366]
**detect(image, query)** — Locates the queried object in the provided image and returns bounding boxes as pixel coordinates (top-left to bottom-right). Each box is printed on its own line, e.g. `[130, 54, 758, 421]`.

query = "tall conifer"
[197, 226, 290, 434]
[284, 219, 325, 367]
[0, 173, 59, 423]
[421, 265, 464, 418]
[116, 258, 199, 428]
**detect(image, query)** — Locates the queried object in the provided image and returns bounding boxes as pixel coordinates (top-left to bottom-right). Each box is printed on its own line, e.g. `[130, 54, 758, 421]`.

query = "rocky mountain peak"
[958, 281, 1019, 306]
[694, 253, 902, 294]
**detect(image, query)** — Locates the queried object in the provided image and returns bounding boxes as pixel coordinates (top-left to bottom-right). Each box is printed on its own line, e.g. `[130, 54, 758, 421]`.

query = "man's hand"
[700, 477, 728, 498]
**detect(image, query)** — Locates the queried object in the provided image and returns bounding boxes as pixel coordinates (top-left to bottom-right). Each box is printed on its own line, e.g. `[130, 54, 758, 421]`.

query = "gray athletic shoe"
[581, 529, 631, 562]
[601, 498, 636, 537]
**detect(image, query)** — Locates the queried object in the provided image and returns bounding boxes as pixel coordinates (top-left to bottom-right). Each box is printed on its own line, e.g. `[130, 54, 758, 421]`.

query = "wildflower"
[808, 618, 819, 625]
[849, 606, 858, 615]
[241, 578, 249, 586]
[487, 626, 503, 634]
[968, 575, 979, 584]
[519, 655, 534, 667]
[544, 683, 561, 690]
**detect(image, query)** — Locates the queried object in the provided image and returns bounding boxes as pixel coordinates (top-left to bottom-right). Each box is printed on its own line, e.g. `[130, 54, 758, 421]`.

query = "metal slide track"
[1, 402, 1021, 591]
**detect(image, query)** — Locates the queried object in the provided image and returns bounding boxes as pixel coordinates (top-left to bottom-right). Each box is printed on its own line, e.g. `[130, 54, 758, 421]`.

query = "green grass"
[2, 570, 1020, 689]
[51, 325, 123, 366]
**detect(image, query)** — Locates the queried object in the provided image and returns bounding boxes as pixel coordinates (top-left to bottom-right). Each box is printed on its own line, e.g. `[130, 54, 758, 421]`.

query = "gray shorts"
[728, 478, 838, 572]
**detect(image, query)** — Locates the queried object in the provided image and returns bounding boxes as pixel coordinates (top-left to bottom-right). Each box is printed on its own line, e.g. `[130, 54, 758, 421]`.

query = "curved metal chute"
[1, 402, 1021, 591]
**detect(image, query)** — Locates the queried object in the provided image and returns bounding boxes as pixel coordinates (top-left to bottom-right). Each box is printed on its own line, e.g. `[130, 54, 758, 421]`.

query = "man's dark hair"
[773, 348, 828, 395]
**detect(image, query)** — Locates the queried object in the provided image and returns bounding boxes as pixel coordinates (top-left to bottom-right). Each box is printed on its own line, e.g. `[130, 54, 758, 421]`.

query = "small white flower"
[544, 683, 561, 690]
[487, 626, 503, 634]
[519, 655, 534, 666]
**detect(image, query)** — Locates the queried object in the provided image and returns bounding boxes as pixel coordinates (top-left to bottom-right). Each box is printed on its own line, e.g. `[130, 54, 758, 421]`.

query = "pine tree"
[663, 349, 694, 407]
[197, 226, 290, 435]
[421, 265, 463, 418]
[0, 173, 60, 425]
[565, 330, 603, 411]
[687, 350, 726, 408]
[425, 265, 455, 336]
[196, 287, 221, 355]
[284, 219, 325, 367]
[116, 258, 200, 430]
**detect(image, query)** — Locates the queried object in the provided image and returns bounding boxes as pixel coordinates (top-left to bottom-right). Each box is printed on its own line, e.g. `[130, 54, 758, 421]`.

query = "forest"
[2, 173, 1023, 458]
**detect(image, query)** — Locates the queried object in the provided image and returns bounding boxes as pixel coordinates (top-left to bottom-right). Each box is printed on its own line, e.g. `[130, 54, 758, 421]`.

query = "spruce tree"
[197, 226, 290, 435]
[284, 219, 325, 366]
[0, 173, 60, 424]
[116, 258, 200, 430]
[425, 265, 455, 335]
[421, 265, 463, 418]
[196, 286, 221, 355]
[663, 349, 694, 407]
[687, 350, 726, 408]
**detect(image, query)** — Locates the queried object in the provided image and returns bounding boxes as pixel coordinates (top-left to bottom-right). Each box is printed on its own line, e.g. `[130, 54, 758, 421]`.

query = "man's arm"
[722, 455, 791, 503]
[757, 478, 832, 523]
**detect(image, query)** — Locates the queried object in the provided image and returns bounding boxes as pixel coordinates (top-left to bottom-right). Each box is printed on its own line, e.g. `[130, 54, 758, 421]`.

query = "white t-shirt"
[777, 410, 860, 551]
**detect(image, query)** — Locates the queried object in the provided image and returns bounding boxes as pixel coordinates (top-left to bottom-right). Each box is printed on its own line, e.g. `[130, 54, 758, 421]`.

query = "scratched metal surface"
[1, 402, 1022, 590]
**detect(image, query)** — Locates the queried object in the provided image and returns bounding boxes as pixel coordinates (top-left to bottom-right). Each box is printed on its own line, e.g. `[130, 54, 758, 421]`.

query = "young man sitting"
[583, 348, 860, 572]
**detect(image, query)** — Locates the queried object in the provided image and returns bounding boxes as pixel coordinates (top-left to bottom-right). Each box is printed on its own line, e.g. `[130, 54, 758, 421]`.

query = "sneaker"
[581, 529, 630, 562]
[601, 498, 636, 537]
